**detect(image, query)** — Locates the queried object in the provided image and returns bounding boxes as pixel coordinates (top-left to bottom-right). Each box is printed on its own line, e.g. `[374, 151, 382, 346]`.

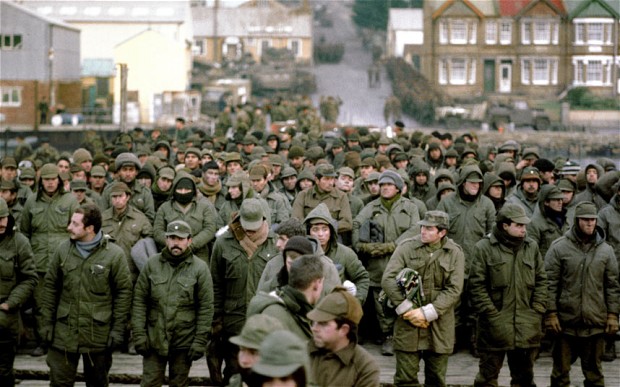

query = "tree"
[352, 0, 423, 31]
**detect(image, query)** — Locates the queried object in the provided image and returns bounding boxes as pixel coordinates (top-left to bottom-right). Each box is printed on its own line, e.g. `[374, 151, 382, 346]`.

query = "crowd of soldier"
[0, 114, 618, 387]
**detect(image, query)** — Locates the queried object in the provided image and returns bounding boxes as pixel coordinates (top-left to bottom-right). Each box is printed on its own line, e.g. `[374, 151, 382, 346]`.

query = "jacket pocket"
[89, 264, 111, 295]
[91, 306, 112, 346]
[149, 275, 168, 301]
[489, 260, 507, 289]
[0, 254, 16, 294]
[176, 275, 197, 305]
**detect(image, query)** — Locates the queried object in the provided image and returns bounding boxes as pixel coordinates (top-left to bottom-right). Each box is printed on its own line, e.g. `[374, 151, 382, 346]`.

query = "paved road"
[14, 342, 620, 386]
[310, 0, 410, 128]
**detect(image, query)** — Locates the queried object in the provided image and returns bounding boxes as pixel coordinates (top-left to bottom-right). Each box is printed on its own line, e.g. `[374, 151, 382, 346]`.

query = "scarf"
[75, 230, 103, 258]
[381, 193, 401, 211]
[239, 221, 269, 258]
[492, 224, 524, 253]
[198, 180, 222, 204]
[161, 245, 193, 266]
[544, 206, 566, 229]
[459, 185, 478, 202]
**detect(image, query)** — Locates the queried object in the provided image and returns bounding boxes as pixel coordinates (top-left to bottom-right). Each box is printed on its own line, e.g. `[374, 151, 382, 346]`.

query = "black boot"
[602, 337, 616, 362]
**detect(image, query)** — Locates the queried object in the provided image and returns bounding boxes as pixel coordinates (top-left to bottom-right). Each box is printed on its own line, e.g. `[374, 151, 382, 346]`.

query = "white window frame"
[0, 87, 22, 107]
[439, 59, 448, 84]
[521, 59, 531, 84]
[587, 23, 604, 45]
[439, 21, 448, 44]
[450, 58, 467, 85]
[586, 60, 603, 84]
[533, 20, 550, 44]
[469, 22, 477, 44]
[450, 20, 467, 44]
[499, 21, 512, 45]
[486, 20, 497, 44]
[0, 34, 23, 50]
[521, 21, 531, 44]
[287, 38, 302, 57]
[574, 19, 614, 46]
[572, 56, 614, 86]
[469, 59, 476, 84]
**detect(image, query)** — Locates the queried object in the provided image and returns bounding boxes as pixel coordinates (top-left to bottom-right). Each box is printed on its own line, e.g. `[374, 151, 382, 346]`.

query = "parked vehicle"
[435, 99, 551, 131]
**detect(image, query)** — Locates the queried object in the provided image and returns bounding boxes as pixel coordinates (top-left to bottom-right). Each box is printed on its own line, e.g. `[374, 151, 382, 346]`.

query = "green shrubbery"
[564, 87, 620, 110]
[385, 58, 451, 125]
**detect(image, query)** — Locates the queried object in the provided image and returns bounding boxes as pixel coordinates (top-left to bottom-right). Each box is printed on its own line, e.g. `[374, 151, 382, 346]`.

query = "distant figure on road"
[384, 95, 402, 125]
[373, 63, 381, 88]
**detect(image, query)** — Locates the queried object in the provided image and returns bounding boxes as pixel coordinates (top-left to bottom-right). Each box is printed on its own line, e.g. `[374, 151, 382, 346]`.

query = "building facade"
[0, 1, 81, 127]
[390, 0, 619, 99]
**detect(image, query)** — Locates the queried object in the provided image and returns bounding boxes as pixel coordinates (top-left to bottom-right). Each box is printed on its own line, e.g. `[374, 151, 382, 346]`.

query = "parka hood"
[303, 203, 338, 245]
[456, 164, 483, 187]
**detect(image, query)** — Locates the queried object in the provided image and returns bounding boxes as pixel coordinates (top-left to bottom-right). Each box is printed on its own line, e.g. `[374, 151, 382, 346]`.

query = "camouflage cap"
[19, 167, 36, 180]
[337, 166, 355, 179]
[417, 210, 449, 229]
[70, 180, 88, 191]
[165, 220, 192, 238]
[40, 163, 59, 179]
[520, 166, 542, 183]
[240, 198, 265, 231]
[224, 152, 243, 164]
[498, 203, 531, 225]
[315, 164, 337, 178]
[557, 178, 576, 192]
[307, 287, 363, 325]
[90, 165, 107, 177]
[252, 331, 308, 379]
[229, 314, 284, 350]
[0, 180, 17, 191]
[249, 164, 269, 180]
[109, 182, 132, 195]
[1, 157, 17, 169]
[575, 201, 598, 219]
[280, 166, 297, 179]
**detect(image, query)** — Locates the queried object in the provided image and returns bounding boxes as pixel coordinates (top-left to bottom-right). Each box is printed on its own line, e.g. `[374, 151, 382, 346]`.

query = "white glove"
[342, 280, 357, 297]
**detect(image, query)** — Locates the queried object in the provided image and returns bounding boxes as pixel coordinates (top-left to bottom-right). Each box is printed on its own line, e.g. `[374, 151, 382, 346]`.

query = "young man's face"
[184, 153, 200, 170]
[309, 222, 331, 250]
[283, 175, 297, 191]
[503, 222, 527, 238]
[1, 166, 17, 181]
[203, 169, 220, 186]
[111, 192, 130, 212]
[226, 162, 242, 175]
[250, 177, 268, 193]
[118, 165, 138, 184]
[420, 225, 445, 245]
[335, 174, 354, 192]
[166, 235, 192, 256]
[380, 183, 398, 199]
[316, 176, 335, 193]
[311, 319, 347, 352]
[67, 213, 89, 241]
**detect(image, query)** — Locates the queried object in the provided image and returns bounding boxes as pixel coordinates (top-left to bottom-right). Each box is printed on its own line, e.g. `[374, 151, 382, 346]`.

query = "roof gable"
[500, 0, 566, 18]
[2, 0, 79, 31]
[432, 0, 486, 20]
[566, 0, 620, 19]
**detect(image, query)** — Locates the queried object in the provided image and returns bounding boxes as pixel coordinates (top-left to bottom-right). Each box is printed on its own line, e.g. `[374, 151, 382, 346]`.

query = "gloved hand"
[403, 308, 428, 329]
[342, 280, 357, 297]
[545, 312, 562, 334]
[211, 318, 223, 338]
[370, 242, 396, 257]
[39, 325, 53, 346]
[107, 332, 123, 350]
[134, 339, 150, 357]
[188, 343, 205, 361]
[605, 313, 619, 335]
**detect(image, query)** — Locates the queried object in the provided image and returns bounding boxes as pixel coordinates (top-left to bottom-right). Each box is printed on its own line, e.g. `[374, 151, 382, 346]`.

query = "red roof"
[498, 0, 566, 17]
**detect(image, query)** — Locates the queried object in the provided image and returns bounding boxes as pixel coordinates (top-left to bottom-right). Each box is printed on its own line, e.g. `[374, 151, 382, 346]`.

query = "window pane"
[486, 21, 497, 44]
[500, 22, 511, 44]
[13, 35, 22, 48]
[587, 60, 602, 82]
[451, 20, 467, 43]
[575, 24, 584, 43]
[534, 21, 549, 43]
[440, 21, 448, 44]
[451, 58, 466, 84]
[588, 23, 603, 42]
[522, 60, 531, 84]
[3, 36, 10, 47]
[533, 59, 548, 83]
[522, 22, 531, 44]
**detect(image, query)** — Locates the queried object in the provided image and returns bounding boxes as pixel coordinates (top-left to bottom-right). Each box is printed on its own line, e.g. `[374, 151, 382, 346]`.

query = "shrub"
[314, 43, 345, 63]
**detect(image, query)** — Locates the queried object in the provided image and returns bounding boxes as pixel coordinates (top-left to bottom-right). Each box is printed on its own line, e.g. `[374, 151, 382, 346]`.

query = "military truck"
[201, 78, 252, 117]
[435, 99, 551, 131]
[249, 47, 316, 95]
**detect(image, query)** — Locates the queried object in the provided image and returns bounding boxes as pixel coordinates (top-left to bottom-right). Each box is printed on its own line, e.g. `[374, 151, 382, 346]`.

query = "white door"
[499, 63, 512, 93]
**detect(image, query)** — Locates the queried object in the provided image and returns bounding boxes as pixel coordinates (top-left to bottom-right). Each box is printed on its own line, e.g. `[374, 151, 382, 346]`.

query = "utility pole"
[119, 63, 128, 133]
